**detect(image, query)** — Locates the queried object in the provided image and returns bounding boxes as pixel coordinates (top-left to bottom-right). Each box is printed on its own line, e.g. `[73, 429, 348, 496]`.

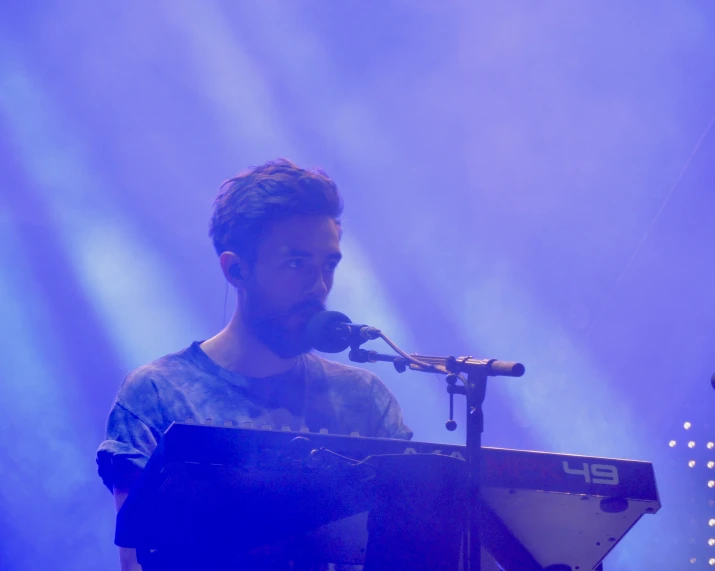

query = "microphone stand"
[348, 346, 525, 571]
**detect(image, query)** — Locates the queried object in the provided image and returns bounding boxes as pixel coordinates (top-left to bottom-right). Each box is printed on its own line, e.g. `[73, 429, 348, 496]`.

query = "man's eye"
[325, 261, 339, 272]
[287, 259, 304, 269]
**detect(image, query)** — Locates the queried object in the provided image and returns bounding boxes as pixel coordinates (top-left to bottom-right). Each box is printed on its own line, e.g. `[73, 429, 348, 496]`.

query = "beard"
[242, 287, 325, 359]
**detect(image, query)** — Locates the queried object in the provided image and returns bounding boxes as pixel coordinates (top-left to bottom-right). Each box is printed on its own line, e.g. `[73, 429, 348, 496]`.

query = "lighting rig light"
[671, 420, 715, 567]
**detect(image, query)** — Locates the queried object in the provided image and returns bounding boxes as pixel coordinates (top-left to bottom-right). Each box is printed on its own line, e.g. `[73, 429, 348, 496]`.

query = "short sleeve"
[372, 379, 413, 440]
[96, 401, 160, 492]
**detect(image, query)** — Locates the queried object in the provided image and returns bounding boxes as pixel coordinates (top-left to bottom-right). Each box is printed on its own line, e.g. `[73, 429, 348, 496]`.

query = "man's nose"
[306, 267, 329, 299]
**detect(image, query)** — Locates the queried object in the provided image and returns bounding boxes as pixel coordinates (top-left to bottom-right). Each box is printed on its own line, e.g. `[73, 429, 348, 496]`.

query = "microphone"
[305, 311, 381, 353]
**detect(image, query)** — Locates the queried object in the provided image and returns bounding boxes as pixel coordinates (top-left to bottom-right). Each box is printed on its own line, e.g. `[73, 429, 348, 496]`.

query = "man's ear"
[219, 251, 250, 287]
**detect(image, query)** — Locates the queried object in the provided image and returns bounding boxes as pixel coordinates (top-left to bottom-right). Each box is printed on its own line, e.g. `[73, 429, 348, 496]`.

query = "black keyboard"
[118, 421, 661, 571]
[162, 421, 659, 504]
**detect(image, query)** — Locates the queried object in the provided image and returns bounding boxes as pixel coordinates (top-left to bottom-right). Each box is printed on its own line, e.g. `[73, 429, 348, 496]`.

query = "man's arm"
[114, 489, 142, 571]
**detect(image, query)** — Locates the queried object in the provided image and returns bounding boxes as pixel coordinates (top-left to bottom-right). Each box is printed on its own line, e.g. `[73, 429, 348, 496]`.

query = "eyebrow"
[285, 249, 342, 261]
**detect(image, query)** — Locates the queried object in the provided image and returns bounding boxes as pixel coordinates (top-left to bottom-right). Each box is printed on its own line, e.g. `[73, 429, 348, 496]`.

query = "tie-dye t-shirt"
[96, 341, 412, 492]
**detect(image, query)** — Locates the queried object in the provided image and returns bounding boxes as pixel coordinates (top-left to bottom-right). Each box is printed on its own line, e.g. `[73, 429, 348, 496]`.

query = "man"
[96, 159, 412, 570]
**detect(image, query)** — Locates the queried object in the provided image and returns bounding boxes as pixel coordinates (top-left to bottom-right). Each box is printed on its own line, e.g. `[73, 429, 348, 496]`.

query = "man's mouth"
[289, 302, 325, 325]
[294, 301, 325, 314]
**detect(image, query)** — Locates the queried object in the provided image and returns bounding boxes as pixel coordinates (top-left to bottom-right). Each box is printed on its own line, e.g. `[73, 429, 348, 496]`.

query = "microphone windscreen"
[306, 311, 353, 353]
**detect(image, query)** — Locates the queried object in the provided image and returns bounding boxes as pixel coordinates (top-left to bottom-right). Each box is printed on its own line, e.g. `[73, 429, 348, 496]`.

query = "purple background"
[0, 2, 714, 569]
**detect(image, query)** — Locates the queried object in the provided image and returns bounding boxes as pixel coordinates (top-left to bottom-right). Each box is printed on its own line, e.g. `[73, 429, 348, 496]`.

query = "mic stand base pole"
[466, 368, 487, 571]
[349, 347, 525, 571]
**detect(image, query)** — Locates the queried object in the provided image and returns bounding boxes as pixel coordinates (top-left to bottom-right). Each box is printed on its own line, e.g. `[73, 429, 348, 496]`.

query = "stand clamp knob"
[445, 374, 459, 431]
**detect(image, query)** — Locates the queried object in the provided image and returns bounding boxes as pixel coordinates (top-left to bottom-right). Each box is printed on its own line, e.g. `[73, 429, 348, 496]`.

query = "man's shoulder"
[304, 352, 412, 440]
[305, 352, 381, 383]
[117, 344, 199, 403]
[304, 352, 392, 400]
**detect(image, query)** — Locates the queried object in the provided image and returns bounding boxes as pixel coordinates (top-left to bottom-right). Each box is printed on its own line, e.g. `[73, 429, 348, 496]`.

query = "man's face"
[242, 215, 342, 358]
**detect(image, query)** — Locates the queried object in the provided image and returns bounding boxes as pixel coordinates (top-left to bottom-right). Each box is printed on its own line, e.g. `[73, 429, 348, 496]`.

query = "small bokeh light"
[709, 481, 715, 489]
[685, 421, 692, 429]
[689, 460, 696, 468]
[709, 461, 715, 469]
[689, 441, 696, 448]
[710, 559, 715, 566]
[670, 440, 677, 447]
[709, 519, 715, 527]
[709, 538, 715, 547]
[708, 442, 714, 450]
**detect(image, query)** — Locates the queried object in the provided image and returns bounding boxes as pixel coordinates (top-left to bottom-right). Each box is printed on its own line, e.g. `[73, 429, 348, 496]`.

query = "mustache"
[289, 299, 326, 315]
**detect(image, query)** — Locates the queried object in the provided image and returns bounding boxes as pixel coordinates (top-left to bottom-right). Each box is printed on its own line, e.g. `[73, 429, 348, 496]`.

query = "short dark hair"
[209, 158, 344, 263]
